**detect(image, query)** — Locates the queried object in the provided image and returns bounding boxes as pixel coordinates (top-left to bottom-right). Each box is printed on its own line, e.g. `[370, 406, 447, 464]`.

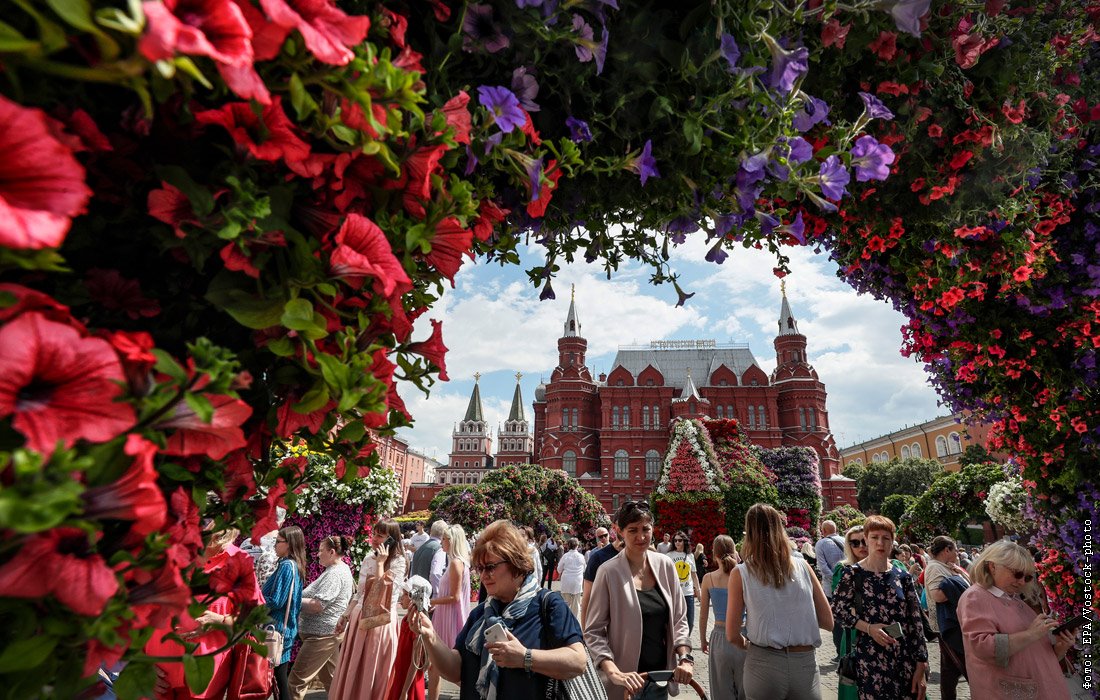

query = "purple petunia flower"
[756, 211, 779, 236]
[629, 139, 660, 186]
[573, 14, 595, 63]
[788, 137, 813, 164]
[477, 85, 526, 133]
[515, 0, 544, 7]
[720, 33, 741, 72]
[511, 67, 540, 112]
[674, 282, 695, 307]
[525, 157, 544, 201]
[859, 92, 894, 121]
[705, 240, 728, 264]
[764, 36, 809, 94]
[850, 135, 896, 182]
[792, 95, 831, 132]
[539, 280, 556, 300]
[818, 155, 850, 200]
[463, 4, 510, 53]
[883, 0, 931, 38]
[566, 116, 592, 142]
[594, 26, 609, 75]
[779, 212, 806, 244]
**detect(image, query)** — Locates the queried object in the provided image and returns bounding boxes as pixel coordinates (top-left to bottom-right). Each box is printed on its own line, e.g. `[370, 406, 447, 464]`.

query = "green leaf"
[279, 298, 327, 339]
[183, 654, 215, 694]
[173, 56, 213, 89]
[112, 661, 158, 700]
[337, 419, 366, 443]
[289, 73, 317, 119]
[11, 0, 67, 52]
[0, 21, 39, 52]
[152, 349, 189, 383]
[315, 352, 350, 390]
[0, 635, 57, 673]
[205, 275, 286, 330]
[682, 118, 703, 156]
[266, 337, 296, 357]
[183, 393, 215, 424]
[158, 461, 195, 482]
[0, 481, 84, 533]
[293, 384, 330, 413]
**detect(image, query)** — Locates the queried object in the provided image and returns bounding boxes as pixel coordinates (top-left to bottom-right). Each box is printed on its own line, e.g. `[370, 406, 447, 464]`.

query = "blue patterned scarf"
[466, 572, 540, 700]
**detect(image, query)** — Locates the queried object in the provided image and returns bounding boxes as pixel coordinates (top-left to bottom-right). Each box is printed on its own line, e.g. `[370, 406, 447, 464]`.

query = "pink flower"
[157, 393, 252, 460]
[407, 319, 449, 381]
[425, 217, 474, 284]
[140, 0, 253, 65]
[259, 0, 370, 65]
[194, 97, 310, 166]
[329, 213, 412, 297]
[0, 312, 135, 453]
[0, 95, 91, 250]
[0, 527, 119, 616]
[82, 435, 167, 539]
[148, 182, 201, 238]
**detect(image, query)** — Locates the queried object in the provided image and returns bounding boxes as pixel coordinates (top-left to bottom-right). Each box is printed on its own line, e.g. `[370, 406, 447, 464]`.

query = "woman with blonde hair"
[832, 515, 927, 700]
[957, 540, 1076, 699]
[331, 519, 406, 700]
[727, 504, 832, 700]
[700, 535, 744, 699]
[428, 524, 472, 698]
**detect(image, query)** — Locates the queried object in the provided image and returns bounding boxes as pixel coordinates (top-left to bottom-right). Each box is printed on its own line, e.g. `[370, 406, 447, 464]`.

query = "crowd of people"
[138, 504, 1083, 700]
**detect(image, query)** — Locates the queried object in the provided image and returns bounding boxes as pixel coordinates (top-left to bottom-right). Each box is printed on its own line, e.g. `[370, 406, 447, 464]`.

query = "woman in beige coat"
[584, 501, 693, 699]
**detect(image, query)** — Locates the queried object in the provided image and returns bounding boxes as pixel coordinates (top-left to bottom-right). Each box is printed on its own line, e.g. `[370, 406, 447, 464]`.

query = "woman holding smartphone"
[832, 515, 928, 700]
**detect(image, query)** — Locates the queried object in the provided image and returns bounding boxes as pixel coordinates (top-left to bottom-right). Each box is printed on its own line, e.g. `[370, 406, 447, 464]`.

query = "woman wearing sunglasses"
[410, 519, 586, 699]
[830, 526, 868, 659]
[832, 515, 927, 699]
[957, 540, 1076, 699]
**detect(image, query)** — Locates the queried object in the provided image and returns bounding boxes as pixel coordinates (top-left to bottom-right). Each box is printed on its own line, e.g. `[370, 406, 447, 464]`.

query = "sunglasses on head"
[624, 500, 650, 511]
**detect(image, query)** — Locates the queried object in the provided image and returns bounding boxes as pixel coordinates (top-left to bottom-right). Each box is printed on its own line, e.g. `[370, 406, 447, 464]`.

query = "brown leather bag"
[358, 571, 393, 631]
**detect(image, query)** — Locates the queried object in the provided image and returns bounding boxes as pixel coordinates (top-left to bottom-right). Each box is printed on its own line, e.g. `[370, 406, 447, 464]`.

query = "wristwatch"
[523, 648, 533, 675]
[677, 653, 695, 666]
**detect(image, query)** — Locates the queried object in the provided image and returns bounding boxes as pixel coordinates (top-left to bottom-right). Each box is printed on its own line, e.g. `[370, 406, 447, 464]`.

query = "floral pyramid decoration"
[755, 446, 823, 542]
[653, 419, 726, 551]
[704, 419, 779, 540]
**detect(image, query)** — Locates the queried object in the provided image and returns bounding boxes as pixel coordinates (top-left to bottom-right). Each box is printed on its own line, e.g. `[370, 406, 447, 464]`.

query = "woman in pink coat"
[957, 540, 1077, 700]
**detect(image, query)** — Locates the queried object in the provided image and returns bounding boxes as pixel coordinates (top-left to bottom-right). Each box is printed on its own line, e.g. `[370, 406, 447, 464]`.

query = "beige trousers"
[561, 591, 582, 620]
[288, 632, 341, 700]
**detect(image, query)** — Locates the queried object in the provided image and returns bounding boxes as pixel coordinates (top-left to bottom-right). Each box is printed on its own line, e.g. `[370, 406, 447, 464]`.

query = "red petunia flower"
[329, 213, 412, 297]
[0, 283, 78, 326]
[868, 31, 898, 61]
[157, 393, 252, 460]
[86, 268, 161, 319]
[0, 96, 92, 250]
[164, 487, 204, 568]
[276, 395, 335, 436]
[821, 19, 850, 49]
[259, 0, 370, 65]
[1002, 99, 1027, 124]
[82, 434, 167, 539]
[215, 0, 291, 104]
[250, 479, 287, 541]
[425, 217, 474, 285]
[472, 198, 509, 242]
[0, 527, 119, 616]
[439, 91, 472, 144]
[194, 97, 310, 167]
[407, 319, 449, 381]
[101, 330, 157, 394]
[527, 161, 562, 218]
[129, 563, 192, 629]
[140, 0, 253, 66]
[402, 143, 449, 216]
[221, 449, 258, 500]
[148, 181, 202, 238]
[0, 312, 135, 454]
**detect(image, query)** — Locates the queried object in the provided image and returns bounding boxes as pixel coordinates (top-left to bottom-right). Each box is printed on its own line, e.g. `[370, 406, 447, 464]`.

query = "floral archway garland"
[0, 0, 1096, 694]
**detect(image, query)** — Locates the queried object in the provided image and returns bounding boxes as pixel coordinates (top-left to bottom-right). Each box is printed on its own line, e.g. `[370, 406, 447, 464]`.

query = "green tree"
[901, 462, 1008, 542]
[855, 459, 943, 513]
[821, 505, 865, 534]
[880, 494, 917, 525]
[961, 445, 994, 467]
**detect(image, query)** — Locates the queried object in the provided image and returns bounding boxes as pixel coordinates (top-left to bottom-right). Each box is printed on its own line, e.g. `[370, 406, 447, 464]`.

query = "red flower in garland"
[472, 198, 509, 242]
[821, 19, 850, 49]
[259, 0, 370, 65]
[425, 217, 474, 284]
[157, 393, 252, 460]
[148, 182, 202, 238]
[0, 312, 135, 454]
[402, 143, 449, 217]
[0, 527, 119, 616]
[0, 96, 92, 250]
[164, 487, 204, 568]
[868, 31, 898, 61]
[82, 434, 167, 540]
[407, 319, 449, 380]
[439, 91, 472, 144]
[527, 161, 563, 218]
[85, 268, 161, 319]
[194, 97, 310, 167]
[128, 562, 191, 629]
[250, 478, 287, 541]
[139, 0, 254, 66]
[329, 213, 412, 297]
[215, 0, 291, 104]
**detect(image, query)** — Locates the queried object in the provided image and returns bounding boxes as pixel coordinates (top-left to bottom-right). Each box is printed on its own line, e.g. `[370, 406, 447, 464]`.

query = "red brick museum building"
[404, 291, 854, 512]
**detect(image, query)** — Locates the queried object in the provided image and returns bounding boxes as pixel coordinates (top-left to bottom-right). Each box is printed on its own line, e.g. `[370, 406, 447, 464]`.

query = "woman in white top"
[556, 537, 586, 618]
[289, 534, 356, 700]
[727, 504, 833, 700]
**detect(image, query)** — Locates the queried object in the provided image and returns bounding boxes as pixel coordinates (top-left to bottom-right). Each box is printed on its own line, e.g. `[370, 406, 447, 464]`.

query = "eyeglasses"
[596, 533, 609, 540]
[848, 539, 866, 547]
[623, 500, 650, 511]
[474, 560, 508, 577]
[998, 564, 1034, 583]
[674, 538, 686, 543]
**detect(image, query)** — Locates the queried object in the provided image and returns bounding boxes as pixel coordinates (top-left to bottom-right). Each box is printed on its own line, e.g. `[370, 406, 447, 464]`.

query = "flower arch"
[0, 0, 1095, 695]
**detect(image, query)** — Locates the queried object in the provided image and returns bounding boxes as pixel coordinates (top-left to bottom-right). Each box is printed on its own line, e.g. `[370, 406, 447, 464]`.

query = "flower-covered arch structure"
[0, 0, 1097, 695]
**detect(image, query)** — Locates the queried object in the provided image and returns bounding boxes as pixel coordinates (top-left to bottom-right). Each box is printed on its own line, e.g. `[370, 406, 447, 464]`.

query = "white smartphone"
[484, 622, 508, 645]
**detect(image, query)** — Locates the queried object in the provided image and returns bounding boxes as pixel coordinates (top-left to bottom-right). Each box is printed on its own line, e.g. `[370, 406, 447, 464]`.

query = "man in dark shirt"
[580, 526, 622, 625]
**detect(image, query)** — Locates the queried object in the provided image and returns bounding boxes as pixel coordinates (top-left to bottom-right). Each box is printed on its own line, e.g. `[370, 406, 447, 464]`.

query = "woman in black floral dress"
[832, 515, 928, 700]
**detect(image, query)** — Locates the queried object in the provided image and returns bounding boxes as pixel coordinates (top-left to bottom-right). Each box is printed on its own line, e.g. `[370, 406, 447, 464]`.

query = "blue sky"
[395, 237, 946, 462]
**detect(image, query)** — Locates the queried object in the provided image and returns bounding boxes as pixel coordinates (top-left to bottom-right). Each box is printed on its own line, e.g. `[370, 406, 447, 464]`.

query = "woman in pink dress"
[330, 519, 406, 700]
[957, 540, 1077, 700]
[427, 524, 471, 700]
